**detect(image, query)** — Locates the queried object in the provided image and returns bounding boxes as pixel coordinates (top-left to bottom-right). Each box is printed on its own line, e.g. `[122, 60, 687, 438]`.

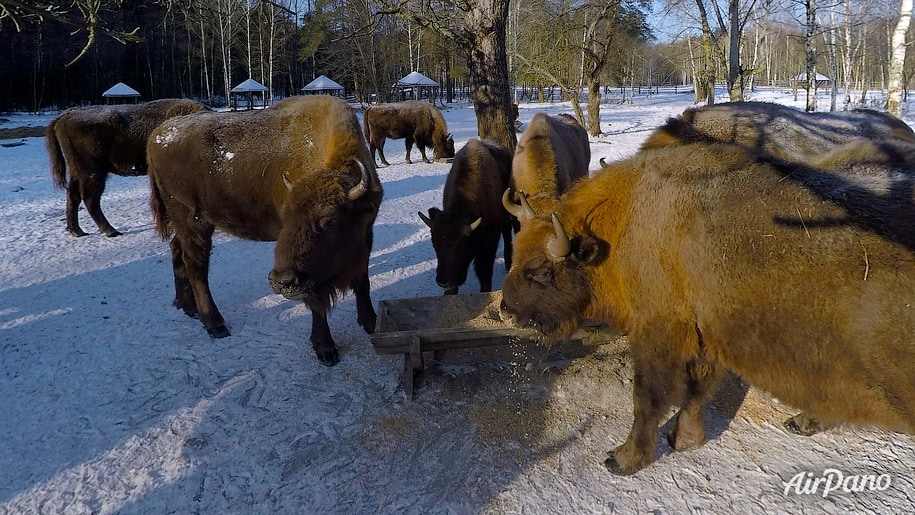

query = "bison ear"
[572, 234, 606, 266]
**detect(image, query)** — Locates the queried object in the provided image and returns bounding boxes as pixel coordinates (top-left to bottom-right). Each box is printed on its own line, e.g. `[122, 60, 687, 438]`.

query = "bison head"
[434, 133, 456, 160]
[500, 210, 605, 340]
[418, 208, 482, 294]
[269, 158, 375, 307]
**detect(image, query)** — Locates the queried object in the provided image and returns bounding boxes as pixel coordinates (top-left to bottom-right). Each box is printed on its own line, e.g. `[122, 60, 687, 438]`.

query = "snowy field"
[1, 88, 914, 514]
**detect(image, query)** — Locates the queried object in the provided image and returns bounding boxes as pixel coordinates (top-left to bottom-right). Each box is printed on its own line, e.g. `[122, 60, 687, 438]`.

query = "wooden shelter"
[792, 72, 832, 90]
[230, 78, 268, 110]
[393, 71, 439, 102]
[102, 82, 140, 104]
[302, 75, 345, 96]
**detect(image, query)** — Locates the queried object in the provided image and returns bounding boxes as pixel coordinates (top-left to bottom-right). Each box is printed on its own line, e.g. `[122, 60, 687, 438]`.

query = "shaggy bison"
[46, 99, 206, 237]
[363, 100, 455, 166]
[147, 96, 382, 366]
[418, 138, 514, 295]
[505, 112, 589, 216]
[501, 140, 915, 475]
[642, 101, 915, 161]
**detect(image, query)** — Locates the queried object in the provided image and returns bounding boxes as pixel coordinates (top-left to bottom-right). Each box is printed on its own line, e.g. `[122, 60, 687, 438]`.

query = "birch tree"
[887, 0, 913, 115]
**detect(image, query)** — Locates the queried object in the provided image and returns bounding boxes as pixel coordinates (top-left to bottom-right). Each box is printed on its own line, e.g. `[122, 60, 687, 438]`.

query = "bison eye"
[525, 267, 553, 287]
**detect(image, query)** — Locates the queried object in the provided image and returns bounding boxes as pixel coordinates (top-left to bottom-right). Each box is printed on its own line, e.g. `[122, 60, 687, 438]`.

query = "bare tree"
[887, 0, 913, 115]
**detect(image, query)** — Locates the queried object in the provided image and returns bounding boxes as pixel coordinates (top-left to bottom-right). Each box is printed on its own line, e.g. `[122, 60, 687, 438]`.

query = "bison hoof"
[68, 229, 89, 238]
[603, 454, 641, 476]
[443, 288, 458, 296]
[359, 314, 377, 335]
[604, 446, 651, 475]
[314, 347, 340, 367]
[206, 325, 230, 338]
[784, 413, 825, 436]
[104, 229, 123, 238]
[666, 424, 706, 452]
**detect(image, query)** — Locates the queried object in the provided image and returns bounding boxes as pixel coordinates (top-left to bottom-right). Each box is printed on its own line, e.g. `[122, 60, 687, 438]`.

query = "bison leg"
[66, 177, 88, 237]
[176, 218, 228, 338]
[473, 229, 500, 293]
[501, 222, 513, 271]
[351, 273, 376, 334]
[376, 139, 391, 167]
[784, 412, 830, 436]
[80, 172, 121, 237]
[169, 237, 198, 319]
[310, 311, 339, 367]
[418, 144, 432, 164]
[667, 357, 724, 452]
[404, 137, 414, 164]
[605, 323, 693, 475]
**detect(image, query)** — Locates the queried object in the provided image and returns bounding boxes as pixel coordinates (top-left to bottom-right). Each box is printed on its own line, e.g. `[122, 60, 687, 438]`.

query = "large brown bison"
[363, 100, 455, 166]
[418, 138, 514, 295]
[505, 112, 590, 216]
[642, 101, 915, 161]
[147, 96, 382, 367]
[500, 139, 915, 475]
[46, 99, 206, 237]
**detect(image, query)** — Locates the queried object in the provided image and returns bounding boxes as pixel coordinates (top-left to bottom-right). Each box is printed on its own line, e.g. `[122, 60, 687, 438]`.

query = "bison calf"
[46, 99, 206, 237]
[147, 96, 382, 366]
[419, 139, 514, 295]
[363, 100, 455, 166]
[502, 140, 915, 475]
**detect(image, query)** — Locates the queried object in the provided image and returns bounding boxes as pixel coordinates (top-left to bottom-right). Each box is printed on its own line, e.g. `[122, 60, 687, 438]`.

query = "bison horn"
[546, 213, 571, 261]
[600, 157, 608, 167]
[468, 217, 482, 232]
[282, 173, 294, 192]
[418, 210, 433, 228]
[347, 159, 369, 200]
[502, 189, 536, 221]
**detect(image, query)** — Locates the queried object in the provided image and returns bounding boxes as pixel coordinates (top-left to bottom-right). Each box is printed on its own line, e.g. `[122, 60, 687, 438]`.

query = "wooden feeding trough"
[371, 291, 612, 398]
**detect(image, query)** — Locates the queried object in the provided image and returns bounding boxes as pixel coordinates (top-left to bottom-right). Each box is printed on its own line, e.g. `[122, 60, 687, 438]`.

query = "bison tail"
[148, 175, 173, 241]
[46, 118, 67, 189]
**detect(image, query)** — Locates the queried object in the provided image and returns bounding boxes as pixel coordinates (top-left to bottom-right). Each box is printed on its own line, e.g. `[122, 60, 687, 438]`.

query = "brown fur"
[502, 140, 915, 474]
[46, 98, 206, 237]
[642, 101, 915, 164]
[147, 96, 383, 366]
[421, 138, 514, 294]
[363, 100, 455, 165]
[511, 112, 590, 214]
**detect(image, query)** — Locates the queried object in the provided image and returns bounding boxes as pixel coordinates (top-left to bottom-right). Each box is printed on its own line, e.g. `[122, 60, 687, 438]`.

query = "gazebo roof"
[792, 72, 831, 81]
[102, 82, 140, 97]
[302, 75, 344, 91]
[231, 78, 268, 93]
[395, 71, 439, 87]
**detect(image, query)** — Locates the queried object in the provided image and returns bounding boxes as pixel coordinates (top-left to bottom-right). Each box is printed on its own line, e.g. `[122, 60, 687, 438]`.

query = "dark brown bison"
[505, 112, 590, 216]
[363, 100, 455, 166]
[46, 99, 206, 237]
[501, 140, 915, 475]
[147, 96, 382, 366]
[642, 101, 915, 161]
[418, 138, 514, 295]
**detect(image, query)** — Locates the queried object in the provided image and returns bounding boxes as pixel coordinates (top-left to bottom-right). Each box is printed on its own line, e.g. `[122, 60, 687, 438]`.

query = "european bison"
[418, 138, 514, 295]
[500, 140, 915, 475]
[147, 96, 382, 367]
[363, 100, 455, 166]
[505, 112, 589, 216]
[642, 101, 915, 162]
[46, 99, 206, 237]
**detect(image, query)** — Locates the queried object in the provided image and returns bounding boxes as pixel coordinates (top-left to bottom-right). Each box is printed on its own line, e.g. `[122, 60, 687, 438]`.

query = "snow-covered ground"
[1, 88, 913, 514]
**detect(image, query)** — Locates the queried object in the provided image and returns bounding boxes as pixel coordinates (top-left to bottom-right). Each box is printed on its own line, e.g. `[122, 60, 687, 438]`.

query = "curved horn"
[418, 210, 433, 228]
[347, 159, 369, 200]
[599, 157, 608, 167]
[546, 213, 571, 261]
[282, 173, 294, 192]
[468, 217, 482, 232]
[502, 189, 536, 221]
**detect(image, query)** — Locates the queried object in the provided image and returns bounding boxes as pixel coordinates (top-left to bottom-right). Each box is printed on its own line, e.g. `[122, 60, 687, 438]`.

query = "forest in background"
[1, 0, 913, 122]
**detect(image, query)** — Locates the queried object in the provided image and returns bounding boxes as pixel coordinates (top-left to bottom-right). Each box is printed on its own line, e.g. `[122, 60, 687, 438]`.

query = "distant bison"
[148, 96, 382, 366]
[504, 112, 589, 217]
[419, 138, 514, 295]
[363, 100, 455, 166]
[46, 99, 207, 237]
[642, 101, 915, 162]
[501, 140, 915, 475]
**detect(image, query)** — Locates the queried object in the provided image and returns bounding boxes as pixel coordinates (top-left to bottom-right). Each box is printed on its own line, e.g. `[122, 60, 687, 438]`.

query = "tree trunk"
[466, 0, 517, 151]
[829, 12, 839, 112]
[804, 0, 817, 112]
[727, 0, 743, 101]
[587, 77, 602, 136]
[694, 0, 717, 104]
[887, 0, 913, 115]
